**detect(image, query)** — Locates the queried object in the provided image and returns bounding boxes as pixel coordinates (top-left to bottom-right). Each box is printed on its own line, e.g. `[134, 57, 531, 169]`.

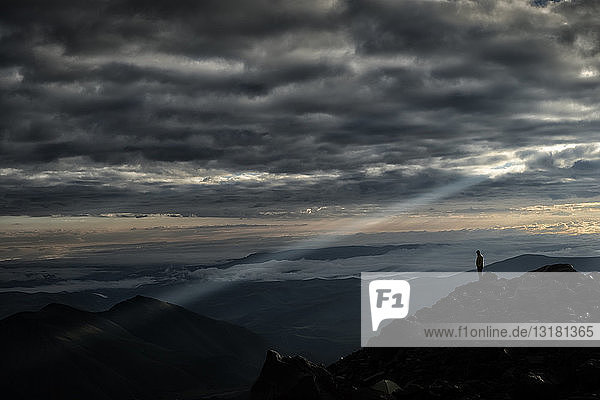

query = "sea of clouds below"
[2, 230, 600, 293]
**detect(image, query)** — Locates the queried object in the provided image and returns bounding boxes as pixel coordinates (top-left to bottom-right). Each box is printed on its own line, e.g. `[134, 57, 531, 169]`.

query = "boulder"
[251, 350, 338, 400]
[530, 263, 576, 272]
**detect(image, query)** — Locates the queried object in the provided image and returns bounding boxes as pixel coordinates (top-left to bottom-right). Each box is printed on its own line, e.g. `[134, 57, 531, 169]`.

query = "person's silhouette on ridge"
[476, 250, 484, 274]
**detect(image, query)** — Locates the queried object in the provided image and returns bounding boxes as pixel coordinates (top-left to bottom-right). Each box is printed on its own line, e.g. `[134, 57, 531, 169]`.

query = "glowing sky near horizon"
[3, 0, 600, 263]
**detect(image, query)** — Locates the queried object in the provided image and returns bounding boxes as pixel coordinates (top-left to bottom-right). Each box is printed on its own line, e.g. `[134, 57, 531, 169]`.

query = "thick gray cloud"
[1, 0, 600, 216]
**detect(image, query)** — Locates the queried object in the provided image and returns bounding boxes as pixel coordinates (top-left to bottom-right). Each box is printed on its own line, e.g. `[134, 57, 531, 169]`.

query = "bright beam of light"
[278, 174, 488, 253]
[160, 169, 504, 305]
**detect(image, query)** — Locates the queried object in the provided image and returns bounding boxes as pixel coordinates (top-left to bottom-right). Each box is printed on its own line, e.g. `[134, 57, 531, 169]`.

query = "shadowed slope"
[0, 296, 268, 400]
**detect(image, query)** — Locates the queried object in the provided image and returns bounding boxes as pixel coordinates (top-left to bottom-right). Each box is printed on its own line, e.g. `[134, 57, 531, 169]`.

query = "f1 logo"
[369, 280, 410, 331]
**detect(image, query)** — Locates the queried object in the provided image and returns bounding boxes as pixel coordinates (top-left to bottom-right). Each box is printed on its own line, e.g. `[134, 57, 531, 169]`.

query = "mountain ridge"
[0, 295, 268, 400]
[213, 244, 424, 269]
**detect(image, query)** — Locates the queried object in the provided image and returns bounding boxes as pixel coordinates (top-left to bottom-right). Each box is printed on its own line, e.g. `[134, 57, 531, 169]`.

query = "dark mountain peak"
[131, 294, 159, 302]
[123, 294, 168, 306]
[0, 303, 84, 329]
[118, 294, 163, 305]
[35, 302, 93, 325]
[516, 253, 552, 258]
[103, 295, 268, 365]
[107, 294, 176, 314]
[41, 302, 83, 313]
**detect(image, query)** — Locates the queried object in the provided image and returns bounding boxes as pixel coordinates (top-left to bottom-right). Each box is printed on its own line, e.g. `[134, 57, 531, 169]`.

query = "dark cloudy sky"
[2, 0, 600, 220]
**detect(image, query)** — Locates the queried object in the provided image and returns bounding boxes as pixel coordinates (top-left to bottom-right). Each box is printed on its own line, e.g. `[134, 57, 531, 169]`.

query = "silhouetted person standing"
[476, 250, 484, 274]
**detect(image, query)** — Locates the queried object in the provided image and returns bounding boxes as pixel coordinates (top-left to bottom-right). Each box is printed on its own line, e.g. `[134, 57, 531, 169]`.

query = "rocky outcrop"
[401, 265, 593, 326]
[329, 347, 600, 400]
[531, 263, 576, 272]
[253, 347, 600, 399]
[251, 350, 338, 400]
[250, 349, 401, 400]
[252, 263, 600, 399]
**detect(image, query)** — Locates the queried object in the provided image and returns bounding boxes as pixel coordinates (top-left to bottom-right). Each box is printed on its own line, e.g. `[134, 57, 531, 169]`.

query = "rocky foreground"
[252, 347, 600, 399]
[252, 264, 600, 399]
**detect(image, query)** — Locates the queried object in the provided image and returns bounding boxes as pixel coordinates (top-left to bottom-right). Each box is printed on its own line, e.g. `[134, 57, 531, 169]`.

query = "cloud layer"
[2, 0, 600, 216]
